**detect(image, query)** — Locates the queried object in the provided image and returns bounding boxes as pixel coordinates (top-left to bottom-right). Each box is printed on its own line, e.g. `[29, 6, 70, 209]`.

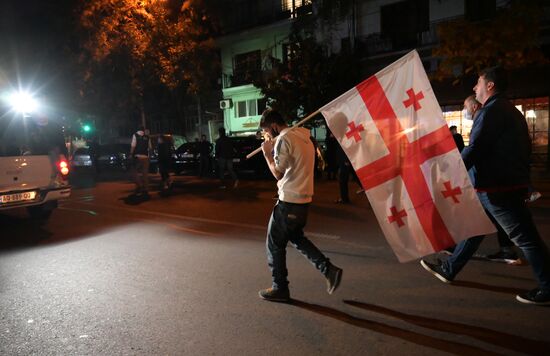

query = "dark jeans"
[266, 201, 330, 290]
[199, 156, 211, 177]
[132, 157, 149, 193]
[217, 157, 237, 182]
[159, 159, 170, 183]
[338, 162, 360, 202]
[497, 225, 514, 249]
[338, 162, 351, 202]
[442, 190, 550, 291]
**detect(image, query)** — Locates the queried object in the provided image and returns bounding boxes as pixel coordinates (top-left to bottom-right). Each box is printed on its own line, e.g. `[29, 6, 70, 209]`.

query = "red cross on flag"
[320, 50, 496, 262]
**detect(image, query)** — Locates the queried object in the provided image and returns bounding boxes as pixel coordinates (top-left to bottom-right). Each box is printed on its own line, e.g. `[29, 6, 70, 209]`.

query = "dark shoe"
[420, 259, 453, 283]
[325, 264, 343, 294]
[516, 288, 550, 305]
[440, 247, 454, 256]
[258, 287, 290, 302]
[484, 250, 522, 265]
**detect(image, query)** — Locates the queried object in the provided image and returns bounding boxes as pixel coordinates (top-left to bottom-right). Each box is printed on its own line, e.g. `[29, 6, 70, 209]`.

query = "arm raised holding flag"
[257, 109, 343, 303]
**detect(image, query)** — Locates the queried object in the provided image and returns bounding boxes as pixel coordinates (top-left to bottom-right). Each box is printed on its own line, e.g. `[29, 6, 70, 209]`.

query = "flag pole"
[245, 109, 320, 160]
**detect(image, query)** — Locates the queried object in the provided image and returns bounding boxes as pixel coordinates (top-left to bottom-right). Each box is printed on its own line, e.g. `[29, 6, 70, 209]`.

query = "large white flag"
[320, 50, 495, 262]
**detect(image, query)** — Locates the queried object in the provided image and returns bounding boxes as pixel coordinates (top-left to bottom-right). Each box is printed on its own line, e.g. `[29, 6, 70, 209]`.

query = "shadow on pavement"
[344, 300, 549, 355]
[0, 214, 53, 250]
[289, 299, 499, 355]
[120, 193, 151, 205]
[451, 280, 526, 295]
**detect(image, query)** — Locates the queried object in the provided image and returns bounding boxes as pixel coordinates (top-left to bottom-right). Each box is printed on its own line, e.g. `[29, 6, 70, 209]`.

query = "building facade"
[215, 0, 549, 165]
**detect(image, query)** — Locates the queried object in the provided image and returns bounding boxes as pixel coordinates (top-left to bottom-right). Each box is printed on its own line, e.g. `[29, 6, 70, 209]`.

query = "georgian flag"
[320, 50, 495, 262]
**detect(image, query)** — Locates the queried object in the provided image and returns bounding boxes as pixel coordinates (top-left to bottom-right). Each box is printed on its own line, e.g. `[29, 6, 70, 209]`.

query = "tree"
[433, 1, 548, 82]
[252, 1, 360, 125]
[77, 0, 218, 130]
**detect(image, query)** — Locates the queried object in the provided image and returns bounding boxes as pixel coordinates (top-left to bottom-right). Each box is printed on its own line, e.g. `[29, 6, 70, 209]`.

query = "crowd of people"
[122, 66, 549, 306]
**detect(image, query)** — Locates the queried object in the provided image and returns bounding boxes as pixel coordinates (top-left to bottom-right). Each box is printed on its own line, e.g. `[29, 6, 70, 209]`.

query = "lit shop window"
[281, 0, 312, 17]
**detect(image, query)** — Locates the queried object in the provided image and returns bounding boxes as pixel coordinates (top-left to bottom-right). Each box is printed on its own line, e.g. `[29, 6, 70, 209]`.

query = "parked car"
[173, 142, 201, 174]
[70, 147, 95, 171]
[97, 143, 130, 172]
[227, 136, 269, 178]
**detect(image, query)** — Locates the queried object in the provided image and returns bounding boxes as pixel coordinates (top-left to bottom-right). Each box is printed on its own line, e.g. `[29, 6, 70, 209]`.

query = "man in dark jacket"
[198, 134, 213, 178]
[420, 67, 550, 305]
[130, 126, 151, 196]
[449, 125, 465, 152]
[215, 128, 238, 188]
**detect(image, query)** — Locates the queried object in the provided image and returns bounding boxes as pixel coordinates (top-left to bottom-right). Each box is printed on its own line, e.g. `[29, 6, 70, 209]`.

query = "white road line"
[65, 200, 341, 241]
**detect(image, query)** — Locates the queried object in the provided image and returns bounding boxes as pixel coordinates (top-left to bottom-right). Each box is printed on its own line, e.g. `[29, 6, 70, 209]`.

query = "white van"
[0, 116, 71, 219]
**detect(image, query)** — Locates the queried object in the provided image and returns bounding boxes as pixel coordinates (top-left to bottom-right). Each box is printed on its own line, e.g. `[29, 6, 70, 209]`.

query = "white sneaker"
[526, 191, 542, 203]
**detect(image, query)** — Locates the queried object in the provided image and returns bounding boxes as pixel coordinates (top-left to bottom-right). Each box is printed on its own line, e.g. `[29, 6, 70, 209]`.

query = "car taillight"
[58, 159, 70, 177]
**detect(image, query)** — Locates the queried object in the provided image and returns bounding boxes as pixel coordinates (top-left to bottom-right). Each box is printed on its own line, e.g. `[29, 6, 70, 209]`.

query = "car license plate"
[0, 191, 37, 204]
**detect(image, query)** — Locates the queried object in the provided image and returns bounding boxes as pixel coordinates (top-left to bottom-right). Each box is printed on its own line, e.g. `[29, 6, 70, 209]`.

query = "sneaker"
[325, 264, 343, 294]
[516, 288, 550, 305]
[526, 191, 542, 203]
[484, 250, 521, 264]
[258, 287, 290, 302]
[420, 259, 453, 283]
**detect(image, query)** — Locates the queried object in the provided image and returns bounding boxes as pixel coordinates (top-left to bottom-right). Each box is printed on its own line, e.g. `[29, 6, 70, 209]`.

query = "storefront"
[442, 96, 549, 166]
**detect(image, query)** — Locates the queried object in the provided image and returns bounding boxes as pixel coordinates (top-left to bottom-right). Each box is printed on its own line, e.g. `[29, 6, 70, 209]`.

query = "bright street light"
[7, 91, 39, 114]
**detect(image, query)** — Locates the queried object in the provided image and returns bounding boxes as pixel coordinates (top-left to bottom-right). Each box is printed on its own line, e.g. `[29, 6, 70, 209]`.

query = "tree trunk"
[139, 90, 148, 131]
[196, 95, 202, 136]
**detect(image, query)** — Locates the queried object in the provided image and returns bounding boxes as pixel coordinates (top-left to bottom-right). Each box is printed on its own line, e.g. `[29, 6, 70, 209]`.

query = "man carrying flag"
[258, 109, 343, 303]
[320, 50, 495, 263]
[420, 66, 550, 305]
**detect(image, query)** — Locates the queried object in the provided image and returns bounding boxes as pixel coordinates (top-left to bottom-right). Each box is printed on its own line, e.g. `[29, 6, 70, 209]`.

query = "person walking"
[198, 134, 213, 178]
[453, 95, 524, 264]
[157, 134, 173, 190]
[325, 132, 339, 180]
[215, 127, 238, 188]
[258, 109, 342, 302]
[449, 125, 465, 152]
[420, 67, 550, 305]
[130, 126, 151, 197]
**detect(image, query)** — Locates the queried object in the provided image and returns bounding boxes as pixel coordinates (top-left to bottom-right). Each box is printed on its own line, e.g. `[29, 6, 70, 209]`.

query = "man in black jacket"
[420, 67, 550, 305]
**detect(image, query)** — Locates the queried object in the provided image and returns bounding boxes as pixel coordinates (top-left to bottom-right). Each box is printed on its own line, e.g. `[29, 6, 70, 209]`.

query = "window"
[0, 116, 66, 156]
[443, 96, 549, 163]
[281, 0, 312, 17]
[235, 99, 262, 118]
[465, 0, 496, 22]
[233, 50, 261, 83]
[513, 97, 549, 165]
[381, 0, 429, 50]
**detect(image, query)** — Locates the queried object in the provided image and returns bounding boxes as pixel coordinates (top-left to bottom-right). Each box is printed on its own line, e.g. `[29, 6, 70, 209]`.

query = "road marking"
[65, 200, 341, 241]
[58, 206, 98, 216]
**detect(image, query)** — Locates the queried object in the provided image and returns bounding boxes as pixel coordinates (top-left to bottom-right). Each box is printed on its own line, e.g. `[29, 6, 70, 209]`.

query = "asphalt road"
[1, 172, 550, 355]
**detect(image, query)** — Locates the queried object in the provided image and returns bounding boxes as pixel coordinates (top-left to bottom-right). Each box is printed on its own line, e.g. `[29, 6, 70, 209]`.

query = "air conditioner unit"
[219, 99, 232, 110]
